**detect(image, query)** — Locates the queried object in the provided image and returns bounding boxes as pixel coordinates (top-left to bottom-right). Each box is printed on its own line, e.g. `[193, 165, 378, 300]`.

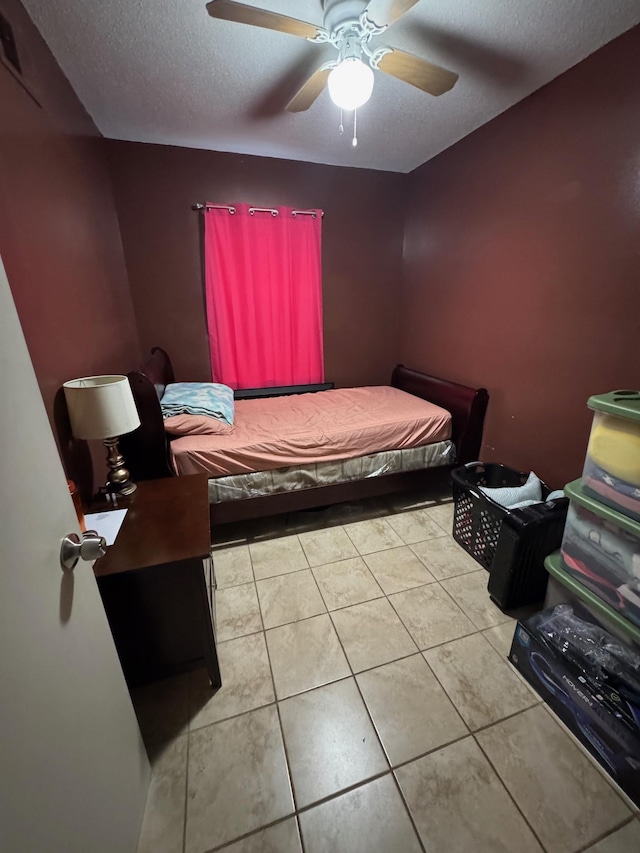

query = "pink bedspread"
[170, 385, 451, 477]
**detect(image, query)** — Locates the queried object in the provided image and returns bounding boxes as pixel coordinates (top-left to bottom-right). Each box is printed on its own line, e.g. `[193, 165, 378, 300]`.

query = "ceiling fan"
[206, 0, 459, 113]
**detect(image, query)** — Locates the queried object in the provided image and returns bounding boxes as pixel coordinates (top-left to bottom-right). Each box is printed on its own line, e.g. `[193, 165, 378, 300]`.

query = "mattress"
[171, 385, 452, 478]
[208, 440, 455, 503]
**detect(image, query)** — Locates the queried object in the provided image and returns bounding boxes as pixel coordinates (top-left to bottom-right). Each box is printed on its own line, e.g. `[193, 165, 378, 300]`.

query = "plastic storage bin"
[582, 390, 640, 522]
[560, 479, 640, 629]
[451, 462, 568, 608]
[545, 552, 640, 650]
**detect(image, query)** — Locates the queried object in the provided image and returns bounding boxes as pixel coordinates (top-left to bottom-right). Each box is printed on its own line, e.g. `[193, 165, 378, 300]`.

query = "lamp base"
[103, 436, 137, 496]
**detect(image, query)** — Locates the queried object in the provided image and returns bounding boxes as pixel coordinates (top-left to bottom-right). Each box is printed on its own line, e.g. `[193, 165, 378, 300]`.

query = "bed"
[120, 347, 489, 527]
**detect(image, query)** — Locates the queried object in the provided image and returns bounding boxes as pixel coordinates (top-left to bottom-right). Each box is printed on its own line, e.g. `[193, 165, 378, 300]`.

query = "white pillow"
[509, 499, 540, 510]
[479, 471, 542, 510]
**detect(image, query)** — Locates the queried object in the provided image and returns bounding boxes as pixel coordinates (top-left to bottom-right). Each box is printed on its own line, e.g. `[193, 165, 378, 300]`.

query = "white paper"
[84, 509, 128, 546]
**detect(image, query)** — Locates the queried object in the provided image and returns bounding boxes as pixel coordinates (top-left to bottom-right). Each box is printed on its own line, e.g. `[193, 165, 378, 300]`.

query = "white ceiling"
[22, 0, 640, 173]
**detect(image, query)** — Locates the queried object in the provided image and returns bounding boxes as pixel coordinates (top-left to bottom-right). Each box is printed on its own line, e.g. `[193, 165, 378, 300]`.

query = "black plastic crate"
[452, 462, 569, 609]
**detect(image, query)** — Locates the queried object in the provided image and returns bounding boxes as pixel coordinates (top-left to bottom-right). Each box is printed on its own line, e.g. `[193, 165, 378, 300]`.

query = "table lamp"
[63, 375, 141, 496]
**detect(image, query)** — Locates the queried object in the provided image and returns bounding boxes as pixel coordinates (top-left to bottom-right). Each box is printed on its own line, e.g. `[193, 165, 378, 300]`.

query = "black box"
[489, 500, 569, 609]
[510, 612, 640, 806]
[451, 462, 568, 608]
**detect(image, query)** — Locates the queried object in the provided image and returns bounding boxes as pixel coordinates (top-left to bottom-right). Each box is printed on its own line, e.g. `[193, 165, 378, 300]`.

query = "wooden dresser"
[93, 475, 221, 689]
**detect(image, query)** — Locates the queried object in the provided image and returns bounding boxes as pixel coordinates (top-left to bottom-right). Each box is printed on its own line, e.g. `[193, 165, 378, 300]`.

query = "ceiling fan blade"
[286, 64, 333, 113]
[206, 0, 323, 39]
[365, 0, 421, 27]
[378, 48, 458, 95]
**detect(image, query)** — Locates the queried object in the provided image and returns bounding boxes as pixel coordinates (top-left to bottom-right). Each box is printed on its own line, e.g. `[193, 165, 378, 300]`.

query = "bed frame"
[120, 348, 489, 527]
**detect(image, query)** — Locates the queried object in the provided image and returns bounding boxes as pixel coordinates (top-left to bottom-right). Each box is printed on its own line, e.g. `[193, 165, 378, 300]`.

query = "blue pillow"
[479, 471, 542, 509]
[161, 382, 234, 426]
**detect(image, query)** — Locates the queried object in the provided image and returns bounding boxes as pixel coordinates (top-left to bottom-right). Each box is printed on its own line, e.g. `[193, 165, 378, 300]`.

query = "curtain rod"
[192, 202, 323, 218]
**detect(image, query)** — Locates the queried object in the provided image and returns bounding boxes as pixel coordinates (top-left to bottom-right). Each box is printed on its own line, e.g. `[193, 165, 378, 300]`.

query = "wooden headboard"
[119, 347, 175, 482]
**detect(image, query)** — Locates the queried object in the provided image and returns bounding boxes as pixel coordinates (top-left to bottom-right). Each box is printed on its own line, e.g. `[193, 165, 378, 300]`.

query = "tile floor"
[133, 484, 640, 853]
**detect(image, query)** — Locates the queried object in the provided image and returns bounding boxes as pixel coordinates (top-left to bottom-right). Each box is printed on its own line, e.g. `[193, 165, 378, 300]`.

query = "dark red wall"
[0, 0, 140, 425]
[6, 0, 639, 493]
[105, 141, 406, 388]
[401, 25, 640, 488]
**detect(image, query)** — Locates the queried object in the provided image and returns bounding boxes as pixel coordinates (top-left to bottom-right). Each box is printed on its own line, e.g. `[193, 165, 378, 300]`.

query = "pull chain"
[352, 108, 358, 147]
[339, 108, 344, 135]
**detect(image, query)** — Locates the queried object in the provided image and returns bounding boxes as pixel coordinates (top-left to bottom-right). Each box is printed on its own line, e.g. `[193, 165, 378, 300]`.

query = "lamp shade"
[63, 375, 140, 440]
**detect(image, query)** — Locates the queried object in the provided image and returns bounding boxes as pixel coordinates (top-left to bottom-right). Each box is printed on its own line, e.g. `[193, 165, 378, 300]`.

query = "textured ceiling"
[21, 0, 640, 172]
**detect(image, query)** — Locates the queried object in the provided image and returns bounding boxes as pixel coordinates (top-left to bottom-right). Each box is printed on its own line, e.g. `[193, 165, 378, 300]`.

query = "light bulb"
[328, 58, 374, 111]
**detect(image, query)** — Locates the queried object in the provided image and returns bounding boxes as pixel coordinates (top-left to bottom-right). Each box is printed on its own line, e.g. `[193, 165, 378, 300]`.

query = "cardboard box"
[510, 613, 640, 806]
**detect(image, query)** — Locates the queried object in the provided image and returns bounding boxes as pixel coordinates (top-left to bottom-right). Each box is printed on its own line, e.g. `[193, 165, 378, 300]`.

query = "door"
[0, 254, 150, 853]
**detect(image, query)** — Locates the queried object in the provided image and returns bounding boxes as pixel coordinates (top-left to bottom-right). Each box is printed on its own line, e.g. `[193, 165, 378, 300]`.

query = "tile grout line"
[384, 579, 481, 654]
[359, 663, 546, 779]
[426, 572, 499, 633]
[212, 624, 265, 643]
[342, 518, 400, 556]
[252, 531, 453, 580]
[214, 558, 263, 632]
[249, 543, 307, 853]
[421, 633, 540, 727]
[216, 555, 482, 590]
[306, 562, 334, 620]
[293, 814, 304, 853]
[573, 815, 638, 853]
[415, 653, 470, 732]
[198, 540, 298, 853]
[205, 507, 476, 829]
[309, 583, 425, 845]
[294, 814, 305, 853]
[310, 561, 386, 611]
[189, 694, 278, 732]
[467, 702, 543, 738]
[274, 697, 306, 853]
[538, 703, 639, 815]
[350, 537, 454, 853]
[212, 765, 397, 841]
[256, 569, 328, 631]
[192, 631, 538, 740]
[216, 573, 491, 640]
[308, 564, 335, 614]
[390, 729, 472, 773]
[388, 769, 428, 853]
[322, 589, 426, 852]
[297, 527, 349, 570]
[208, 496, 453, 550]
[184, 603, 516, 737]
[325, 607, 393, 771]
[177, 631, 579, 851]
[290, 767, 396, 816]
[182, 674, 193, 853]
[203, 813, 297, 853]
[472, 718, 553, 853]
[227, 564, 502, 654]
[204, 507, 547, 852]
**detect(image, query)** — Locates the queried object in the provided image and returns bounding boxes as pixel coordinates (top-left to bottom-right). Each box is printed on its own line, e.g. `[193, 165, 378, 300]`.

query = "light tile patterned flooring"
[133, 484, 640, 853]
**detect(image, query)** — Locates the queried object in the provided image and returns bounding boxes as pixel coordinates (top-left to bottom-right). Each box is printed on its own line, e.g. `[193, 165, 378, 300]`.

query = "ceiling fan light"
[328, 58, 374, 111]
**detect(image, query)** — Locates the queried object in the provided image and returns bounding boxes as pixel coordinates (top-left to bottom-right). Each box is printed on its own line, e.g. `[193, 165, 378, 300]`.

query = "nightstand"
[93, 475, 221, 689]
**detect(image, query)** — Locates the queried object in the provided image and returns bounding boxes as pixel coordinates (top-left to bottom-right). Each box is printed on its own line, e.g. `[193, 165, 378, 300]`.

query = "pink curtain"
[204, 203, 324, 389]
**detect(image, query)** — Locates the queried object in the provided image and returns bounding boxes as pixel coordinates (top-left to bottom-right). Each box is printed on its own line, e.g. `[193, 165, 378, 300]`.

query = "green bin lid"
[587, 389, 640, 421]
[545, 552, 640, 646]
[565, 479, 640, 538]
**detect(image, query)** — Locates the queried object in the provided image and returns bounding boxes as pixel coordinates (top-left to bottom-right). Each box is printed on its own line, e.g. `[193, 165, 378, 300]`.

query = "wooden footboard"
[391, 365, 489, 466]
[120, 349, 489, 527]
